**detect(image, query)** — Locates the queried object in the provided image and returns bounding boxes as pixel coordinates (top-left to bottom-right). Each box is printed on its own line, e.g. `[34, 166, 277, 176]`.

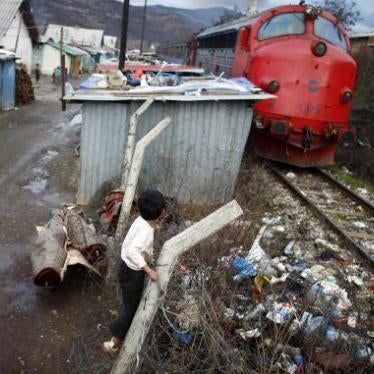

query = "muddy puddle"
[22, 150, 59, 194]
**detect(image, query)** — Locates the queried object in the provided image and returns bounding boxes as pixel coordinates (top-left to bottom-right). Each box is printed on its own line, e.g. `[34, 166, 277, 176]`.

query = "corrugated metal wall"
[78, 100, 252, 205]
[0, 59, 15, 111]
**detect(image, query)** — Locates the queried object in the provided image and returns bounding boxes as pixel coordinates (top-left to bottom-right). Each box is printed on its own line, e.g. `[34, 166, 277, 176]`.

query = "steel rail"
[270, 166, 374, 269]
[316, 167, 374, 214]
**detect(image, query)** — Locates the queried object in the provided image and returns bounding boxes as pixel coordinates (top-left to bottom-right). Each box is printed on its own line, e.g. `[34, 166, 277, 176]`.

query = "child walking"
[103, 189, 165, 357]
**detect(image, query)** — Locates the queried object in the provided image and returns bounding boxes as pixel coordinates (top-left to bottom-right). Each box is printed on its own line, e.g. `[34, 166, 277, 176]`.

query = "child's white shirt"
[121, 216, 154, 271]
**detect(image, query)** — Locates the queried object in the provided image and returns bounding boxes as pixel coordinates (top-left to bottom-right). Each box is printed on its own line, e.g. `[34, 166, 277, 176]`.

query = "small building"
[0, 0, 39, 73]
[350, 32, 374, 54]
[0, 49, 16, 111]
[37, 39, 88, 78]
[65, 91, 274, 206]
[103, 35, 117, 50]
[42, 24, 104, 49]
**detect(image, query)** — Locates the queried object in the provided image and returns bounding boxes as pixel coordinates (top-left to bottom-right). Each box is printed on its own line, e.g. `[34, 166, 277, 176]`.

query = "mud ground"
[0, 78, 112, 373]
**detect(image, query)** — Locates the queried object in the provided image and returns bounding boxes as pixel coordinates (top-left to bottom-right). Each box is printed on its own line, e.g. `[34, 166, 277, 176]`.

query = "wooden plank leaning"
[111, 200, 243, 374]
[121, 97, 154, 189]
[106, 116, 172, 283]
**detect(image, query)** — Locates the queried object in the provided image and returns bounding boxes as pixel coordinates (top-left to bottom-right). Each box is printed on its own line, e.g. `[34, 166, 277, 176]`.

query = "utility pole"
[139, 0, 148, 54]
[60, 27, 66, 111]
[119, 0, 130, 70]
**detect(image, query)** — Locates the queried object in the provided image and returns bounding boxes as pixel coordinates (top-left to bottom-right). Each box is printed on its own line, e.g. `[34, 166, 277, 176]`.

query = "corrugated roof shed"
[0, 0, 23, 39]
[47, 40, 88, 56]
[0, 48, 16, 60]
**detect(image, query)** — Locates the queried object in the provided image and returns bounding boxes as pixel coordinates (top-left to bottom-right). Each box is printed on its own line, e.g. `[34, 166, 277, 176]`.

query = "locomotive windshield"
[314, 17, 347, 50]
[258, 13, 305, 40]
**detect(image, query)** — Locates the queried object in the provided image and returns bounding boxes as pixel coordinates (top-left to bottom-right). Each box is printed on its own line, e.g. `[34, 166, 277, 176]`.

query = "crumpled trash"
[284, 240, 296, 256]
[254, 275, 270, 292]
[352, 221, 367, 229]
[325, 325, 339, 342]
[286, 172, 297, 179]
[304, 315, 328, 335]
[347, 275, 364, 288]
[236, 328, 261, 340]
[294, 354, 304, 374]
[266, 302, 296, 324]
[301, 264, 335, 282]
[291, 259, 308, 272]
[287, 272, 312, 289]
[79, 74, 108, 89]
[262, 216, 281, 225]
[172, 330, 194, 345]
[175, 295, 199, 330]
[356, 345, 372, 358]
[307, 279, 351, 311]
[231, 256, 257, 281]
[246, 226, 276, 276]
[318, 248, 346, 262]
[243, 303, 266, 321]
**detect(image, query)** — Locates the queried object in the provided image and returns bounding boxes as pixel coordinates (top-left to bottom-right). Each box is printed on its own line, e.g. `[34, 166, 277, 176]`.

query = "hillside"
[29, 0, 231, 47]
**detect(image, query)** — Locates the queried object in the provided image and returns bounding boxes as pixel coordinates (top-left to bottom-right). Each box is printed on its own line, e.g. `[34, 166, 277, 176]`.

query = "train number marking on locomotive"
[307, 80, 320, 93]
[299, 103, 321, 115]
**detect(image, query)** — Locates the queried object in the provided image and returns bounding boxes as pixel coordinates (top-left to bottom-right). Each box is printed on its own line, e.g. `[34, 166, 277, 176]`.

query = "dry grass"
[67, 158, 373, 373]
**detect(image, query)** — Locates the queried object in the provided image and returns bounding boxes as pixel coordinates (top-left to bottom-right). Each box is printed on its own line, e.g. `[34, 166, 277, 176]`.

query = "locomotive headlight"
[268, 80, 280, 93]
[315, 6, 323, 15]
[341, 90, 353, 103]
[312, 41, 327, 57]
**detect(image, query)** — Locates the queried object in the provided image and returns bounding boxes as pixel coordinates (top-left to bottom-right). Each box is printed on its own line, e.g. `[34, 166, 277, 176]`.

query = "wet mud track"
[0, 82, 111, 373]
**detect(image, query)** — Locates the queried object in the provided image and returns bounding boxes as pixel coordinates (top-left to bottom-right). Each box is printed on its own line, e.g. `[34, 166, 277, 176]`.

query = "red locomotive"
[189, 3, 357, 167]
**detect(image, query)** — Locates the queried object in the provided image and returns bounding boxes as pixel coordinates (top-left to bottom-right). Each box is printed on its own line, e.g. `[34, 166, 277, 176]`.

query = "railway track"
[271, 166, 374, 268]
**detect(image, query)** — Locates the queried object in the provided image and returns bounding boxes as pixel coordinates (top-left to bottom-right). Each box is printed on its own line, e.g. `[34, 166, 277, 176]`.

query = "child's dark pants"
[110, 261, 145, 341]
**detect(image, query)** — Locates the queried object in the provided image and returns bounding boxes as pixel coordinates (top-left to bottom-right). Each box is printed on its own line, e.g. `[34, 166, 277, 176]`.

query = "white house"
[103, 35, 117, 50]
[35, 39, 88, 77]
[42, 24, 104, 49]
[0, 0, 39, 72]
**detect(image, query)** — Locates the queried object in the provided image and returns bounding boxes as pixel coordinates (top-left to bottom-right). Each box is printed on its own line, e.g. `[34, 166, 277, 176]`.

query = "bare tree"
[322, 0, 361, 30]
[214, 6, 244, 26]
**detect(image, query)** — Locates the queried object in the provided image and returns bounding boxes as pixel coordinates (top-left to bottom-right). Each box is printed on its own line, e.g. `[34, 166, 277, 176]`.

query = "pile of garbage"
[158, 206, 374, 372]
[220, 217, 374, 373]
[78, 64, 263, 95]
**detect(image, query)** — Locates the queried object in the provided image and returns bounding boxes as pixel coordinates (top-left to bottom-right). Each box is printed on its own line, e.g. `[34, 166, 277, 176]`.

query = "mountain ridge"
[29, 0, 232, 48]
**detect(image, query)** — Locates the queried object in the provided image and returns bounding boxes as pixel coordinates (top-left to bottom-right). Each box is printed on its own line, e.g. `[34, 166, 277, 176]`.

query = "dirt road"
[0, 79, 111, 373]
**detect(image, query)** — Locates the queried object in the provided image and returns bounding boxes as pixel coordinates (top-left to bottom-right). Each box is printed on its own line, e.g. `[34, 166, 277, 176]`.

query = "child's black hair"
[138, 189, 165, 220]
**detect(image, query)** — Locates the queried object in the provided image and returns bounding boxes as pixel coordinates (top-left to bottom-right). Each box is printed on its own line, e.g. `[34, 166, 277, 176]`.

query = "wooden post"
[111, 200, 243, 374]
[106, 116, 172, 283]
[139, 0, 148, 54]
[119, 0, 130, 71]
[60, 27, 66, 111]
[121, 98, 154, 189]
[114, 116, 172, 244]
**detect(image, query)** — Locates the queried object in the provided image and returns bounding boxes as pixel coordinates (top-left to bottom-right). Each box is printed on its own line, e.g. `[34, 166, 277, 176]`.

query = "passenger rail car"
[191, 4, 357, 167]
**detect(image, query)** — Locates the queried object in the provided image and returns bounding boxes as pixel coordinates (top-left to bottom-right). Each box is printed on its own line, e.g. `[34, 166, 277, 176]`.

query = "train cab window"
[314, 17, 347, 50]
[258, 13, 305, 40]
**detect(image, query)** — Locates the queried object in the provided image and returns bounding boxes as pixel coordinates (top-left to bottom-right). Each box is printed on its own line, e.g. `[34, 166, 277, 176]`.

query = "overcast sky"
[125, 0, 373, 33]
